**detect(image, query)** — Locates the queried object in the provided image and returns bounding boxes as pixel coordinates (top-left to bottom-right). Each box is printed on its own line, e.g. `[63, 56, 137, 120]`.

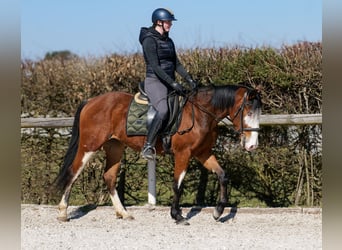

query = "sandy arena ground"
[21, 204, 321, 250]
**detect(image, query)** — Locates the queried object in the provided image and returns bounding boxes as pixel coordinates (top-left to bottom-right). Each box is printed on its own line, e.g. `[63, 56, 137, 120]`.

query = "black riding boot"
[141, 116, 163, 160]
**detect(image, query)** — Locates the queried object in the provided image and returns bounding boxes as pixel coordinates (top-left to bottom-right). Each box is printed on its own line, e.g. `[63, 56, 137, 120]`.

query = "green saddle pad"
[126, 95, 183, 136]
[126, 98, 148, 136]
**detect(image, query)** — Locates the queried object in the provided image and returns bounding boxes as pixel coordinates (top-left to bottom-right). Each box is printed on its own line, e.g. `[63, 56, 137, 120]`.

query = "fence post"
[147, 159, 156, 205]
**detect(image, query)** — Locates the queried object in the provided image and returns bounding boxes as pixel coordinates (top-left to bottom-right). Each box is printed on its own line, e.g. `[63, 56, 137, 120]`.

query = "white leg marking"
[178, 170, 186, 189]
[82, 151, 94, 164]
[58, 151, 95, 221]
[71, 151, 94, 182]
[109, 189, 132, 219]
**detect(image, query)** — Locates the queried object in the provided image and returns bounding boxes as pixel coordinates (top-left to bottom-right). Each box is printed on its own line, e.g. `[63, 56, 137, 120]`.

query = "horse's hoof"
[116, 212, 135, 220]
[176, 218, 190, 226]
[123, 215, 135, 221]
[213, 208, 223, 220]
[213, 212, 220, 220]
[57, 216, 69, 222]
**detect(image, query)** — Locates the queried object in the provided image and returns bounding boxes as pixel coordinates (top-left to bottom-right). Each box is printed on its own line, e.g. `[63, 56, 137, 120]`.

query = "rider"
[139, 8, 197, 160]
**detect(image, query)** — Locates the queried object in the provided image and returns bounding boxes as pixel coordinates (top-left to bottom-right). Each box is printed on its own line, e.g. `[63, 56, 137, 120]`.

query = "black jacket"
[139, 27, 191, 86]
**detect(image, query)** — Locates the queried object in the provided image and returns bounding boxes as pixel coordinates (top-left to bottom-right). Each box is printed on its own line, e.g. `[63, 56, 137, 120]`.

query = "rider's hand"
[171, 82, 187, 96]
[188, 79, 198, 91]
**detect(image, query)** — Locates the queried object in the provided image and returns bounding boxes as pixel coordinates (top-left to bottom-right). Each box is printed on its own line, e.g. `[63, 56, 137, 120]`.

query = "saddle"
[126, 82, 186, 153]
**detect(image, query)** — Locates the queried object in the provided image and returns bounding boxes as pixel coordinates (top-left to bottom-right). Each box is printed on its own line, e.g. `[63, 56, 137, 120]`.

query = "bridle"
[183, 87, 260, 136]
[225, 90, 261, 134]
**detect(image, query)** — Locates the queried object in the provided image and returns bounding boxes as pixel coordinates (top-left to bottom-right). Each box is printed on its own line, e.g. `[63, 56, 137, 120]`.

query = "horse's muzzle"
[241, 133, 258, 151]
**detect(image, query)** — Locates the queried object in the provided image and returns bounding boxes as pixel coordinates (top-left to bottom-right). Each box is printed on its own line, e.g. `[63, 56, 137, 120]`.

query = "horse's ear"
[248, 89, 258, 100]
[255, 84, 263, 93]
[248, 85, 262, 100]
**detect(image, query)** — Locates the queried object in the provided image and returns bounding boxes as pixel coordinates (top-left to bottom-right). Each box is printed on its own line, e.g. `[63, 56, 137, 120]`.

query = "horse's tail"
[53, 100, 87, 192]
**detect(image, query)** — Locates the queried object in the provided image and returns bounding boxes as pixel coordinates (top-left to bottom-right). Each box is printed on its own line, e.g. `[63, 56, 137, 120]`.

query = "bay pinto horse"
[53, 83, 262, 225]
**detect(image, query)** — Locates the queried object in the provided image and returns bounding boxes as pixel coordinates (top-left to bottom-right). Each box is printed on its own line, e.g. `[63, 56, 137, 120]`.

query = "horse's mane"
[197, 83, 262, 111]
[207, 84, 241, 110]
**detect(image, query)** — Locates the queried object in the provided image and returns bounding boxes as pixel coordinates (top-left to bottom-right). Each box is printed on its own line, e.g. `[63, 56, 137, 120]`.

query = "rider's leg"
[142, 77, 169, 160]
[141, 112, 164, 160]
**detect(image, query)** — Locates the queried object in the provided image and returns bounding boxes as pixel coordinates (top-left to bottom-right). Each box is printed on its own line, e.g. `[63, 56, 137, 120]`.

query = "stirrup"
[141, 146, 156, 161]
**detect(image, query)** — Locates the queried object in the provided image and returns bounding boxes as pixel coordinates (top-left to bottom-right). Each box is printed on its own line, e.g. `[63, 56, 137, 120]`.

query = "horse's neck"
[191, 95, 229, 123]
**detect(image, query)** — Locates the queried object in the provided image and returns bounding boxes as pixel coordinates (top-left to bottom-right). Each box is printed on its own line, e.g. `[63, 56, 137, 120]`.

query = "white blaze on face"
[242, 109, 261, 151]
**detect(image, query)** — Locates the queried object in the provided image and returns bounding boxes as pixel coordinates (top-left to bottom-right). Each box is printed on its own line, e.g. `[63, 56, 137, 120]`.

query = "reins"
[225, 90, 260, 133]
[170, 90, 196, 135]
[187, 95, 238, 133]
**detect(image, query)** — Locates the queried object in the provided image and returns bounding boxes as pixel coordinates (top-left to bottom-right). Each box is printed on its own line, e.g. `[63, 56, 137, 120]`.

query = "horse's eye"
[246, 101, 253, 106]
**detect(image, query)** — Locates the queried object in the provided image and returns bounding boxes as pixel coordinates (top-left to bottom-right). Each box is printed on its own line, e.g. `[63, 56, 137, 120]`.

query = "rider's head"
[152, 8, 177, 32]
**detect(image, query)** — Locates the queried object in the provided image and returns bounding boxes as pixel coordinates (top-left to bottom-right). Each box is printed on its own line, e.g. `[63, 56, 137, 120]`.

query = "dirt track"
[21, 204, 321, 250]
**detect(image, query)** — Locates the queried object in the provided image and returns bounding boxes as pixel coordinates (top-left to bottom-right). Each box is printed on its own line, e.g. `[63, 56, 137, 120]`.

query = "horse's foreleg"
[201, 155, 228, 220]
[103, 140, 134, 220]
[57, 151, 95, 221]
[170, 157, 190, 225]
[213, 171, 228, 220]
[171, 177, 186, 223]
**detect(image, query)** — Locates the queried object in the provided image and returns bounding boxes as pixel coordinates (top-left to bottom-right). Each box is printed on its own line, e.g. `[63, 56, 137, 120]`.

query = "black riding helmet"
[152, 8, 177, 24]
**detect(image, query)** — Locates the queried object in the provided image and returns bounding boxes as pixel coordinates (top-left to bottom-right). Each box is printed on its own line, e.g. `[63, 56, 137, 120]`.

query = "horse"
[53, 83, 262, 225]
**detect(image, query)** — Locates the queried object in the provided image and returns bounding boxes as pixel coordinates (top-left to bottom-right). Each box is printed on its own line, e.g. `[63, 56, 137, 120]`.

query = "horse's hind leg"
[103, 139, 134, 220]
[57, 149, 95, 221]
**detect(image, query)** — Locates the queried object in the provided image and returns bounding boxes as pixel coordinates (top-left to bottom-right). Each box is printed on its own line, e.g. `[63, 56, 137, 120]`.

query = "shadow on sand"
[68, 204, 98, 220]
[186, 206, 238, 223]
[217, 206, 238, 223]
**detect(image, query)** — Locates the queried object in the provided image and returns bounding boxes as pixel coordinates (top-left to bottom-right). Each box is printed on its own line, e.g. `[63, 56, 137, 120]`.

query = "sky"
[21, 0, 322, 60]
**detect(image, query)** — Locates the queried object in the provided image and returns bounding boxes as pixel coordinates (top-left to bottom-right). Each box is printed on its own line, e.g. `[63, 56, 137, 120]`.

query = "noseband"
[226, 90, 260, 135]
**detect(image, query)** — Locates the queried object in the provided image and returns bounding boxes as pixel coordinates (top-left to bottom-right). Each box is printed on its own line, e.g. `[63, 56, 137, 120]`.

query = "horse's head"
[196, 84, 262, 151]
[229, 86, 262, 151]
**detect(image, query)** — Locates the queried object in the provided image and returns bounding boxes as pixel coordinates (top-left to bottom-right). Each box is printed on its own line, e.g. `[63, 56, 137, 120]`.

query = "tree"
[44, 50, 78, 61]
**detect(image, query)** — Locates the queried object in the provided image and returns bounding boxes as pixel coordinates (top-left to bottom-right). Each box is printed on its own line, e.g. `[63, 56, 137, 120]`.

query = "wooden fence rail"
[21, 114, 322, 128]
